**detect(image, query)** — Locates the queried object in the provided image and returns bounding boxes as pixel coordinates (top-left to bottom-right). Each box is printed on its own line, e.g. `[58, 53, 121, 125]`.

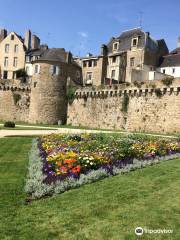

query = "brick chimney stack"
[0, 29, 7, 42]
[101, 44, 107, 56]
[32, 35, 40, 49]
[66, 51, 72, 63]
[24, 30, 31, 50]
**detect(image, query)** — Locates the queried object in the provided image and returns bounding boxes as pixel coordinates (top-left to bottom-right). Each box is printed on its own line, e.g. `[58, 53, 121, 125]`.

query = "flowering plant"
[39, 133, 180, 183]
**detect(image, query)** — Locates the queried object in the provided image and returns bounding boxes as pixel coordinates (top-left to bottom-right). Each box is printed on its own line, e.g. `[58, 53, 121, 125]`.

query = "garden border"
[25, 138, 180, 200]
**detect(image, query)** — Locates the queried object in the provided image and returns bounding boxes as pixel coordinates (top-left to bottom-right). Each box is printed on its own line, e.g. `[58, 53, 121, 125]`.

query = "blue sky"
[0, 0, 180, 56]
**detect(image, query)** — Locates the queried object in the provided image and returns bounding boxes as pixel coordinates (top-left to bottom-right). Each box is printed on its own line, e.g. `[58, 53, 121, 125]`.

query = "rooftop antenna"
[139, 11, 143, 29]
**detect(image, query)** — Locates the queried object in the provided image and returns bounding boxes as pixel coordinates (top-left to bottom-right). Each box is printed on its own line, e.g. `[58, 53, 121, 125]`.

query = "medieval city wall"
[0, 85, 30, 122]
[67, 79, 180, 134]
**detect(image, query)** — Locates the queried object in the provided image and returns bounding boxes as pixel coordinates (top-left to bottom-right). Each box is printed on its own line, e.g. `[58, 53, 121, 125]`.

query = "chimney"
[24, 30, 31, 50]
[146, 32, 150, 38]
[40, 44, 48, 50]
[0, 29, 7, 42]
[66, 51, 72, 64]
[101, 44, 107, 56]
[178, 37, 180, 48]
[32, 35, 40, 49]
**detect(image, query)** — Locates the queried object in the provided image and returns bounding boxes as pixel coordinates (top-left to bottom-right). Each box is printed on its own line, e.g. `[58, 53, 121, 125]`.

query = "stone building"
[0, 30, 26, 79]
[74, 50, 107, 86]
[29, 48, 82, 124]
[76, 28, 169, 85]
[25, 44, 48, 82]
[0, 28, 43, 81]
[158, 37, 180, 77]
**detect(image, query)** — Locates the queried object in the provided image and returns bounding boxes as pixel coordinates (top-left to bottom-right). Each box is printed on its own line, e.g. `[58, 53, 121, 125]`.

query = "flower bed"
[25, 134, 180, 199]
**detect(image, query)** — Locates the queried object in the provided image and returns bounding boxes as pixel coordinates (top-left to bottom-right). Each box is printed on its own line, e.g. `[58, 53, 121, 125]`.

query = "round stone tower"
[29, 49, 70, 124]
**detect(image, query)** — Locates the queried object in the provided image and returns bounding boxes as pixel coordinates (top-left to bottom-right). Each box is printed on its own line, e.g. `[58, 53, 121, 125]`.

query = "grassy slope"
[0, 138, 180, 240]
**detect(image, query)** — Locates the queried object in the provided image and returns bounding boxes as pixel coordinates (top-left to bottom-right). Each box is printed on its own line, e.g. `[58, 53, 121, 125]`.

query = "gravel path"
[0, 128, 119, 138]
[0, 126, 177, 138]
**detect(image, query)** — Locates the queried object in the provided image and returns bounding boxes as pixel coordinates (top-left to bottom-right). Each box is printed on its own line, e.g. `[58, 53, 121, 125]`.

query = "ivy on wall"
[161, 77, 174, 87]
[66, 86, 77, 104]
[122, 93, 129, 113]
[13, 93, 21, 105]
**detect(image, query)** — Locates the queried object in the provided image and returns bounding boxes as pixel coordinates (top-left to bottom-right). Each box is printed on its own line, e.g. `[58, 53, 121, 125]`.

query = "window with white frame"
[5, 44, 9, 53]
[163, 69, 166, 74]
[4, 57, 8, 67]
[86, 72, 92, 80]
[111, 70, 116, 78]
[88, 61, 92, 67]
[13, 57, 18, 67]
[50, 65, 60, 75]
[113, 42, 119, 51]
[130, 57, 135, 67]
[131, 38, 138, 47]
[112, 56, 116, 63]
[172, 68, 175, 74]
[34, 64, 40, 74]
[94, 60, 97, 67]
[14, 44, 18, 53]
[26, 56, 30, 62]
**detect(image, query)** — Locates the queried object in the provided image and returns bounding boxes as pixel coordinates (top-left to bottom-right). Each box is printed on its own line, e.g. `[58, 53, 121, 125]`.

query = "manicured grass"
[0, 137, 180, 239]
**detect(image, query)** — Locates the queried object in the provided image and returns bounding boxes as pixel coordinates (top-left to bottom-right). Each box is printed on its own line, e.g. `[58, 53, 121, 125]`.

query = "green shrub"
[13, 93, 21, 104]
[133, 81, 144, 88]
[155, 88, 163, 98]
[161, 77, 174, 86]
[66, 86, 77, 104]
[4, 121, 15, 128]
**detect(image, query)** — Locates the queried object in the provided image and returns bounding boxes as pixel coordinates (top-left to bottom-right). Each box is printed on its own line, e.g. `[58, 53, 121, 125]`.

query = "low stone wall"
[67, 80, 180, 134]
[0, 84, 30, 122]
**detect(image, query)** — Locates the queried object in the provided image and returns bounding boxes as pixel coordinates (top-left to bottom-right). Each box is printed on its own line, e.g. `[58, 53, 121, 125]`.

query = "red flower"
[72, 165, 81, 173]
[64, 159, 77, 164]
[60, 166, 68, 173]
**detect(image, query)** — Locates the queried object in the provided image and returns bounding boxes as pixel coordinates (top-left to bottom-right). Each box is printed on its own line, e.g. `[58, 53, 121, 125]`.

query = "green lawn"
[0, 137, 180, 240]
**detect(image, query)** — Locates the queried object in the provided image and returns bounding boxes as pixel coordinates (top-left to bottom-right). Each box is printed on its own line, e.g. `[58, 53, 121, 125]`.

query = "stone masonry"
[67, 78, 180, 134]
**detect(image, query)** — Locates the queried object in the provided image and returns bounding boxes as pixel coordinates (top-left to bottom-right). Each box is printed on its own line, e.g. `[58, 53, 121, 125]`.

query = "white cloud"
[78, 31, 88, 38]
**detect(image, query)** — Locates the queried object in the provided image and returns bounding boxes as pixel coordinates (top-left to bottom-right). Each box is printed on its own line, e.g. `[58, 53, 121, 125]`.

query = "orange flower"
[72, 165, 81, 173]
[57, 161, 62, 167]
[60, 166, 68, 173]
[64, 159, 77, 164]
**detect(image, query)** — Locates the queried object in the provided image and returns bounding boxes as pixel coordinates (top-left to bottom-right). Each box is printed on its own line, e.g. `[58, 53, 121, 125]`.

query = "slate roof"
[37, 48, 67, 62]
[118, 28, 143, 39]
[107, 28, 146, 53]
[170, 47, 180, 54]
[26, 46, 48, 57]
[159, 53, 180, 67]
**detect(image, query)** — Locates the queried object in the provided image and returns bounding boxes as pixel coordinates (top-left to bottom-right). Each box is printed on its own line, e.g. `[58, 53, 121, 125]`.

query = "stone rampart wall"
[67, 80, 180, 134]
[0, 84, 30, 122]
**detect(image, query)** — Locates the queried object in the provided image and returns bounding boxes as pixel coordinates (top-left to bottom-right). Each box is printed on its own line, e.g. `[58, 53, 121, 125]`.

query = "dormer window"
[132, 38, 138, 47]
[113, 42, 119, 51]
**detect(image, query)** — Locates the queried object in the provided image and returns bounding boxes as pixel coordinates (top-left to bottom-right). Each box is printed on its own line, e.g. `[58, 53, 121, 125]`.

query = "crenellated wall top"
[0, 84, 31, 92]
